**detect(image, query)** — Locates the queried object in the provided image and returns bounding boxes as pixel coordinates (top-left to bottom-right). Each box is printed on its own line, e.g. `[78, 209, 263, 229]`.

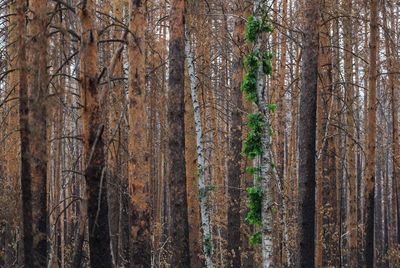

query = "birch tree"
[185, 26, 214, 268]
[241, 1, 284, 267]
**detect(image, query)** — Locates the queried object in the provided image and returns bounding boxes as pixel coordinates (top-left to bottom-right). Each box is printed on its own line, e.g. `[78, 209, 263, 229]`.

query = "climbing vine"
[241, 5, 275, 245]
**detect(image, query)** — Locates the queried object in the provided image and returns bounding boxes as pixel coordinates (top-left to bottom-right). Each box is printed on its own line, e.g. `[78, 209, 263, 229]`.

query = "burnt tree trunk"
[166, 0, 191, 266]
[297, 0, 320, 267]
[78, 1, 112, 267]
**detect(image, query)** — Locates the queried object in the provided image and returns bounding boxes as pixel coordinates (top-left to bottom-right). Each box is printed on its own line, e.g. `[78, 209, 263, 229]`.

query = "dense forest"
[0, 0, 399, 267]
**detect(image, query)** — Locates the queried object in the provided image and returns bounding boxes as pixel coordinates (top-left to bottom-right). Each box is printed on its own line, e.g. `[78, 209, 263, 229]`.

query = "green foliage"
[269, 126, 274, 137]
[242, 113, 264, 159]
[244, 51, 260, 70]
[250, 231, 262, 245]
[247, 113, 264, 131]
[204, 234, 212, 256]
[246, 166, 261, 175]
[245, 15, 261, 42]
[242, 5, 276, 247]
[268, 103, 277, 113]
[241, 69, 258, 103]
[262, 52, 274, 75]
[243, 131, 262, 159]
[241, 52, 260, 103]
[245, 12, 274, 42]
[245, 187, 263, 226]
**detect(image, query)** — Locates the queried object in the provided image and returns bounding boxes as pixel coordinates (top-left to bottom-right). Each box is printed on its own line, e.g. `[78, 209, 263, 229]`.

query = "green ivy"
[245, 187, 263, 226]
[246, 166, 261, 175]
[262, 52, 274, 75]
[245, 12, 274, 42]
[242, 4, 275, 246]
[242, 113, 264, 159]
[204, 233, 212, 256]
[250, 231, 262, 245]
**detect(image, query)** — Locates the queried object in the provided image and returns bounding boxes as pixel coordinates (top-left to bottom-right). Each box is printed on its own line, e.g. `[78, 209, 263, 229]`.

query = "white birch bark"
[185, 26, 214, 268]
[252, 1, 288, 266]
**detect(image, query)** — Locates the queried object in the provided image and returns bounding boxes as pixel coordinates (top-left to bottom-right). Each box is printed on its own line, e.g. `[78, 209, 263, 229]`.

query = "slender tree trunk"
[127, 0, 151, 266]
[184, 33, 203, 268]
[343, 0, 358, 266]
[364, 0, 378, 266]
[297, 0, 320, 267]
[78, 1, 112, 266]
[16, 0, 29, 266]
[382, 0, 400, 247]
[167, 0, 190, 265]
[185, 26, 214, 268]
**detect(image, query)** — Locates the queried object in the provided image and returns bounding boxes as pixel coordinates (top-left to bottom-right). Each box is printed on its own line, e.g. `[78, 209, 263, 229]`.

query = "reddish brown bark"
[78, 1, 112, 266]
[364, 0, 378, 266]
[227, 3, 245, 266]
[128, 0, 151, 266]
[22, 0, 49, 266]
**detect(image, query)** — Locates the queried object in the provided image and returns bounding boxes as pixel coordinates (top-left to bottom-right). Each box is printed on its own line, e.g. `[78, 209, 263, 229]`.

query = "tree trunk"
[297, 0, 320, 267]
[167, 0, 191, 265]
[364, 0, 378, 266]
[226, 4, 245, 267]
[185, 26, 214, 268]
[127, 0, 151, 266]
[78, 1, 112, 266]
[22, 0, 49, 266]
[343, 0, 358, 266]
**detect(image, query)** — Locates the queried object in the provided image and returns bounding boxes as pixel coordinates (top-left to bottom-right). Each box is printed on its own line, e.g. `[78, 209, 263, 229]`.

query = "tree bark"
[167, 0, 191, 266]
[227, 3, 245, 266]
[343, 0, 358, 266]
[78, 1, 113, 266]
[297, 0, 320, 267]
[23, 0, 49, 266]
[127, 0, 151, 266]
[185, 26, 214, 268]
[364, 0, 378, 266]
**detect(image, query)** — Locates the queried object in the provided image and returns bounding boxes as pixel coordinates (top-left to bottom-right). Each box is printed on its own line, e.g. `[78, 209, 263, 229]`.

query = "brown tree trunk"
[167, 0, 190, 266]
[127, 0, 151, 266]
[343, 0, 358, 266]
[297, 0, 320, 267]
[78, 1, 112, 267]
[16, 0, 29, 266]
[22, 0, 49, 266]
[227, 3, 245, 266]
[364, 0, 378, 266]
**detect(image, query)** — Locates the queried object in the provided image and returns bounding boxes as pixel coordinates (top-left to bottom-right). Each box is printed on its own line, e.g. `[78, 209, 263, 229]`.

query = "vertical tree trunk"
[383, 0, 400, 247]
[364, 0, 378, 266]
[16, 0, 29, 266]
[297, 0, 320, 267]
[23, 0, 49, 266]
[343, 0, 358, 266]
[226, 3, 245, 267]
[167, 0, 191, 265]
[107, 0, 124, 266]
[78, 1, 112, 266]
[185, 26, 214, 268]
[127, 0, 151, 266]
[184, 35, 203, 268]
